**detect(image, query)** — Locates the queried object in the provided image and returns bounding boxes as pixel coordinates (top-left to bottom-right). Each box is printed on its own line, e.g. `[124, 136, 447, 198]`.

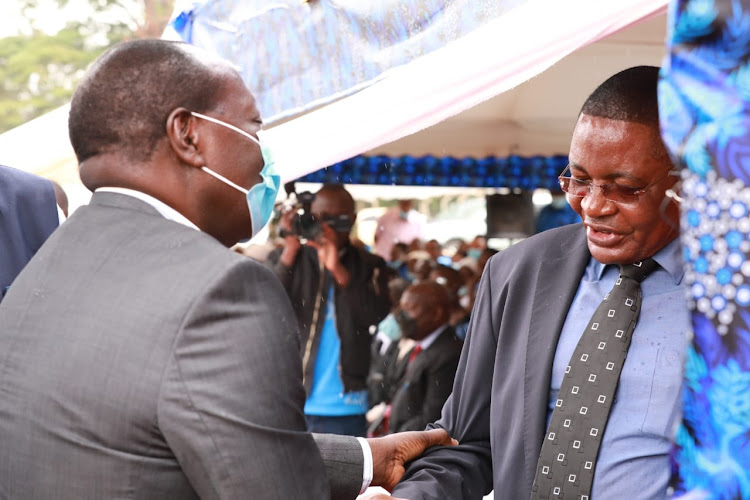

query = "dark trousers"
[306, 414, 368, 437]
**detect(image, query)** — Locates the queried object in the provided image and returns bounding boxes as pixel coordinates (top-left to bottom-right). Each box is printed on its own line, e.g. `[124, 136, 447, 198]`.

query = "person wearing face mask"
[267, 183, 391, 439]
[535, 189, 581, 234]
[373, 199, 426, 262]
[387, 242, 411, 281]
[388, 281, 462, 434]
[367, 277, 412, 436]
[0, 40, 455, 500]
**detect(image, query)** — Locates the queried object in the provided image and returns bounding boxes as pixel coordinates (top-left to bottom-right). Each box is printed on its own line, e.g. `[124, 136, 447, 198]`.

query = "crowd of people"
[258, 182, 500, 440]
[0, 37, 695, 500]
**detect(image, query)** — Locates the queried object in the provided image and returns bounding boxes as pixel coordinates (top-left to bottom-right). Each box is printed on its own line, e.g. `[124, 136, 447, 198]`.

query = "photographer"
[268, 183, 391, 437]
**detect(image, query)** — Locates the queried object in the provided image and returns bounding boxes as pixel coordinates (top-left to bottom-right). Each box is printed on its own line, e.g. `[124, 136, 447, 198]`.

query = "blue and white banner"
[171, 0, 525, 124]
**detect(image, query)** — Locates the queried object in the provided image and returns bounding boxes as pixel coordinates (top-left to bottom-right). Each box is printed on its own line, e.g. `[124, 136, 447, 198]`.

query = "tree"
[0, 0, 175, 133]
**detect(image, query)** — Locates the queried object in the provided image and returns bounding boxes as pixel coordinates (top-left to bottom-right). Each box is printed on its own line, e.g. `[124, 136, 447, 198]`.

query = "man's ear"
[166, 108, 205, 168]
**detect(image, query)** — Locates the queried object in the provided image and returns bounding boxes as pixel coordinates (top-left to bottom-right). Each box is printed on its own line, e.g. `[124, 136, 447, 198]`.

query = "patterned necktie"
[531, 258, 659, 500]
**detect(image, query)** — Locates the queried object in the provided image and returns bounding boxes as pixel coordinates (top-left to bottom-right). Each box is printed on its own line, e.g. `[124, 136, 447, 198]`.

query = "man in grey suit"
[375, 67, 689, 499]
[0, 39, 451, 500]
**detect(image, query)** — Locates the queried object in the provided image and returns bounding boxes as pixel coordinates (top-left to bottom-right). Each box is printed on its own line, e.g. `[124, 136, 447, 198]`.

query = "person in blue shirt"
[535, 190, 581, 233]
[268, 184, 391, 437]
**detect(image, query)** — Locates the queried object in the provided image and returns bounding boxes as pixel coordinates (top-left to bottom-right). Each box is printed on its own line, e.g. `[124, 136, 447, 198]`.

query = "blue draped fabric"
[170, 0, 526, 125]
[660, 0, 750, 497]
[298, 154, 569, 189]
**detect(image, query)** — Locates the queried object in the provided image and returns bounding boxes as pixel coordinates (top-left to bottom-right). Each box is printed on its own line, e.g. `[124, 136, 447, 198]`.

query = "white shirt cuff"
[57, 205, 66, 225]
[356, 436, 373, 494]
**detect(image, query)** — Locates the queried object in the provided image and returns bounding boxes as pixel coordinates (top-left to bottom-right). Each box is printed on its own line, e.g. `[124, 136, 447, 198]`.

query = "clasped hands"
[364, 428, 457, 499]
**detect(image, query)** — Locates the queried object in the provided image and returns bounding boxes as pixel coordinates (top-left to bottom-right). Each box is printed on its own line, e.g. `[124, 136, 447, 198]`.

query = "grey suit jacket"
[0, 192, 363, 500]
[392, 224, 590, 500]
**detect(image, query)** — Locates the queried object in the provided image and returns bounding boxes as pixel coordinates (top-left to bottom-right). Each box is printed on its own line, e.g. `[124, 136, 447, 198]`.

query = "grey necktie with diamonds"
[530, 258, 659, 500]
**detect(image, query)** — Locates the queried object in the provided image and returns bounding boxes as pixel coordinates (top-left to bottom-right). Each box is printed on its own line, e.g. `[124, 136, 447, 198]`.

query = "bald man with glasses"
[378, 66, 689, 500]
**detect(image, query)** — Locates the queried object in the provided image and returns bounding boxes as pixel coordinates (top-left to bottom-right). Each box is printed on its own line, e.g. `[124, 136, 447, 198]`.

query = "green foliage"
[0, 0, 175, 133]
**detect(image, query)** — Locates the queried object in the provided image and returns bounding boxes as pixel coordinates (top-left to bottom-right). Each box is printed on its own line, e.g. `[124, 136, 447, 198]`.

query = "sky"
[0, 0, 97, 38]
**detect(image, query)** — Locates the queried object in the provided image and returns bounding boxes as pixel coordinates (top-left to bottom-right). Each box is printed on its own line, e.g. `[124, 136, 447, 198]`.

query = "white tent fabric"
[0, 104, 73, 179]
[262, 0, 668, 183]
[0, 0, 668, 208]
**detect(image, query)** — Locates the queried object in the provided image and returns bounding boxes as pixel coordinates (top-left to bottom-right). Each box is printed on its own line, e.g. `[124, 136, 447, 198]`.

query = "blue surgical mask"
[190, 111, 280, 238]
[467, 248, 482, 260]
[377, 313, 402, 341]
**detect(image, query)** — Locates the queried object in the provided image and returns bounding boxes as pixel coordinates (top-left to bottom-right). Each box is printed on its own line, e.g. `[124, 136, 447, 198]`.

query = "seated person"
[389, 280, 462, 433]
[368, 277, 412, 436]
[387, 242, 411, 280]
[430, 264, 471, 340]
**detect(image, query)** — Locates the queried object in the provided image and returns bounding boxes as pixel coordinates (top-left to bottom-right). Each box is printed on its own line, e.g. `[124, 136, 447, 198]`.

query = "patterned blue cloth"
[171, 0, 527, 124]
[660, 0, 750, 497]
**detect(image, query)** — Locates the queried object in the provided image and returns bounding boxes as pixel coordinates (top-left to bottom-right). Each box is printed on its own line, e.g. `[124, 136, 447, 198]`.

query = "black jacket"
[368, 336, 414, 407]
[389, 326, 463, 433]
[268, 243, 390, 394]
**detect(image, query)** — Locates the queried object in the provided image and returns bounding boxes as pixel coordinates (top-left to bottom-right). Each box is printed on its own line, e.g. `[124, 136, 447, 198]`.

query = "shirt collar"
[95, 187, 199, 231]
[592, 236, 684, 284]
[417, 323, 448, 350]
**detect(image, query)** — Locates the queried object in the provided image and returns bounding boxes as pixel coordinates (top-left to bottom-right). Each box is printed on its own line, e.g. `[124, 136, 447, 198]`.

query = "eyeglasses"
[558, 165, 679, 204]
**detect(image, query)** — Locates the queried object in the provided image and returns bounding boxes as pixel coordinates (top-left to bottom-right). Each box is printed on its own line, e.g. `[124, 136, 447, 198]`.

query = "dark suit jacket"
[368, 336, 412, 407]
[0, 192, 363, 500]
[389, 327, 462, 433]
[267, 242, 390, 394]
[393, 224, 591, 500]
[0, 165, 58, 300]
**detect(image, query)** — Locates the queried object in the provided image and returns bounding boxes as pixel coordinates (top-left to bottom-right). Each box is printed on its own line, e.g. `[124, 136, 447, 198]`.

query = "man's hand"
[367, 428, 457, 491]
[278, 208, 301, 267]
[307, 224, 351, 287]
[307, 231, 339, 272]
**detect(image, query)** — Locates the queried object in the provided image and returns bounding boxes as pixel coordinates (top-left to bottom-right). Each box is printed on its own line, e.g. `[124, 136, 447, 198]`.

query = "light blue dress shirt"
[547, 237, 689, 499]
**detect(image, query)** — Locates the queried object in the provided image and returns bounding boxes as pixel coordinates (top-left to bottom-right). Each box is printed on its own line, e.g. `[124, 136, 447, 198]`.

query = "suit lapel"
[404, 327, 455, 380]
[523, 227, 590, 491]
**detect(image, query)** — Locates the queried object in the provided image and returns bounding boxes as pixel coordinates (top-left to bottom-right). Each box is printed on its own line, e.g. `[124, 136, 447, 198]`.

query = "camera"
[289, 191, 321, 241]
[279, 184, 355, 240]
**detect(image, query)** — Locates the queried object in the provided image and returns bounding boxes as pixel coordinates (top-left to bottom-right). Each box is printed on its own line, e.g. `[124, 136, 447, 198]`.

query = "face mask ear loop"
[190, 111, 261, 146]
[659, 175, 683, 233]
[200, 166, 249, 195]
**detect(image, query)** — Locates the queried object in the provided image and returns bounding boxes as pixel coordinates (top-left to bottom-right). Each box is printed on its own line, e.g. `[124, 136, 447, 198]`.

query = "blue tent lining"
[298, 154, 569, 190]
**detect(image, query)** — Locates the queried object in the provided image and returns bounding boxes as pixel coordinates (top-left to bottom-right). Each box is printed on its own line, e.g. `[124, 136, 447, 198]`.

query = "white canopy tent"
[0, 0, 668, 213]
